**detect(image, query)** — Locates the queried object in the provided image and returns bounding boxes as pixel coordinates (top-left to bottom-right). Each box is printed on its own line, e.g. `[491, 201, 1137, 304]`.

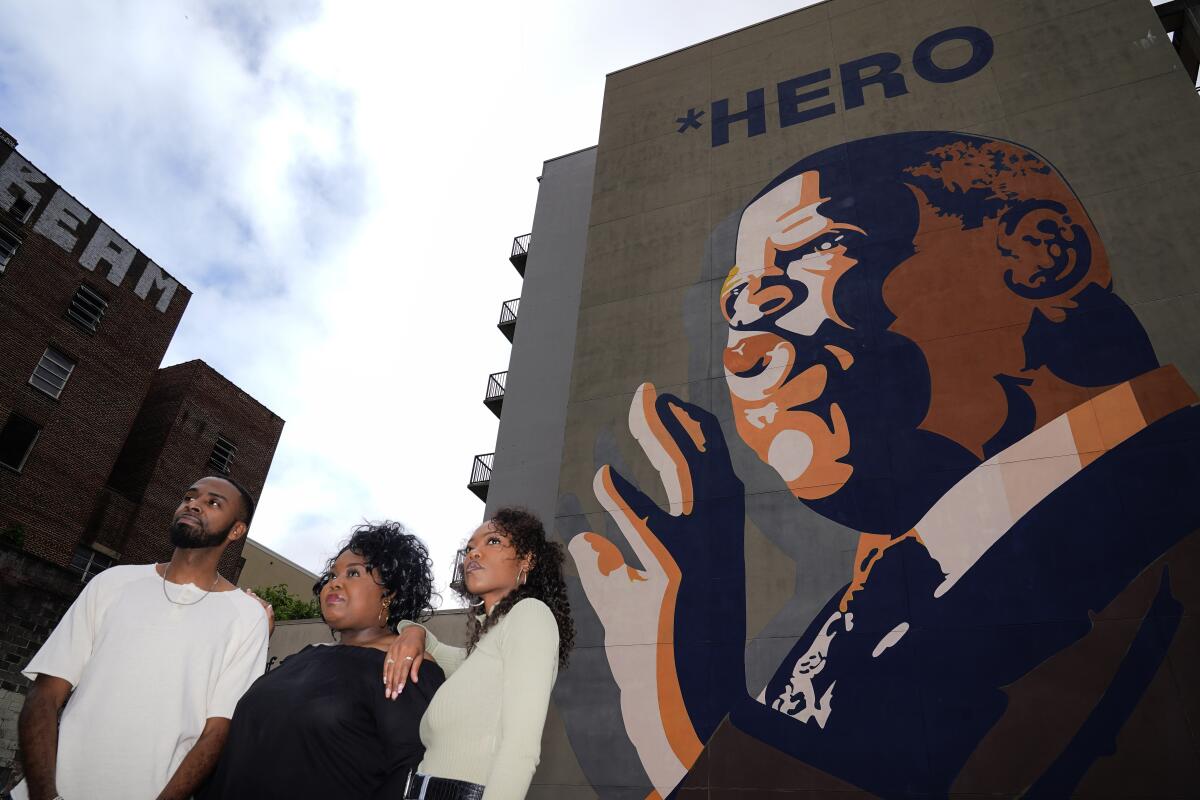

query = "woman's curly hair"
[315, 521, 436, 628]
[458, 507, 574, 668]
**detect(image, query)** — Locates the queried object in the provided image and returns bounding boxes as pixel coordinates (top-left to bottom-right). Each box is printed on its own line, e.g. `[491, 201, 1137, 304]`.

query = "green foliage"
[253, 583, 321, 621]
[1, 522, 25, 548]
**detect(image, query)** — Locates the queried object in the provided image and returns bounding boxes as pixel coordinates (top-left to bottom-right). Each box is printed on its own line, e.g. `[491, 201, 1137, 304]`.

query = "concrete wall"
[237, 538, 318, 600]
[264, 609, 472, 672]
[542, 1, 1200, 798]
[485, 147, 597, 526]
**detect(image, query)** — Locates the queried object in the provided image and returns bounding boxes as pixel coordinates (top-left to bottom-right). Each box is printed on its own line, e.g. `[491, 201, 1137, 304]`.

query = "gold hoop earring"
[518, 568, 527, 586]
[379, 599, 390, 626]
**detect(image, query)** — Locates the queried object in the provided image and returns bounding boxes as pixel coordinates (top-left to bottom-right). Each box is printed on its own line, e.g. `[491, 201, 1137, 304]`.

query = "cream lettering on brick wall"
[0, 148, 179, 313]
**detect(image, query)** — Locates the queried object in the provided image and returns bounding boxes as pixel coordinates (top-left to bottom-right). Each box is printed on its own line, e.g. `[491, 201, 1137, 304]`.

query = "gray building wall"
[484, 147, 597, 525]
[263, 608, 471, 673]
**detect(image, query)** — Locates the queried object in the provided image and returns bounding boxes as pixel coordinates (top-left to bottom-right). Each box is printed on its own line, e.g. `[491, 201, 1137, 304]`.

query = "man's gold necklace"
[160, 562, 220, 606]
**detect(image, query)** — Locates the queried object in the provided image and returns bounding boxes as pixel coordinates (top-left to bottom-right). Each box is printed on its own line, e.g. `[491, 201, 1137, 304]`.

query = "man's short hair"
[205, 475, 257, 526]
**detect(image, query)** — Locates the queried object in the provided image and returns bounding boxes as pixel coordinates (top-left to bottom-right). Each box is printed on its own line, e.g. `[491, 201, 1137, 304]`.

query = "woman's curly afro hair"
[316, 521, 436, 628]
[459, 507, 574, 668]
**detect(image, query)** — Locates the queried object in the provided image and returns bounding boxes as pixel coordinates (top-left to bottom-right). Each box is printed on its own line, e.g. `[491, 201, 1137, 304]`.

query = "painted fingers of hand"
[568, 529, 689, 795]
[569, 530, 659, 628]
[594, 464, 677, 583]
[630, 383, 697, 517]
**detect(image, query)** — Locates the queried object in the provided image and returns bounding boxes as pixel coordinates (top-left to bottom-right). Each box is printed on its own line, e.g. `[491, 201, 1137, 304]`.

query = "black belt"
[403, 773, 486, 800]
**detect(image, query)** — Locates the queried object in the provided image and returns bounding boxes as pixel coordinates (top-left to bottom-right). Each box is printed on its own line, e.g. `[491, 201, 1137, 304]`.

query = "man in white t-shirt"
[11, 475, 272, 800]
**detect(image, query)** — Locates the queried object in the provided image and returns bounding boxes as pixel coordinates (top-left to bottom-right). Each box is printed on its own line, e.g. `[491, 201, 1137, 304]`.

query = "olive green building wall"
[515, 1, 1200, 798]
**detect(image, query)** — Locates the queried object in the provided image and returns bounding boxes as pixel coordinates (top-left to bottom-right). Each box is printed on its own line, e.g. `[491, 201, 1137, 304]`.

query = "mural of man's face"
[721, 170, 866, 501]
[721, 137, 1118, 533]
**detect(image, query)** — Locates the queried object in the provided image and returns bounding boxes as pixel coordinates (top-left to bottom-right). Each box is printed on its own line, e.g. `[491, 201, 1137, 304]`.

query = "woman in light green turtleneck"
[385, 507, 574, 800]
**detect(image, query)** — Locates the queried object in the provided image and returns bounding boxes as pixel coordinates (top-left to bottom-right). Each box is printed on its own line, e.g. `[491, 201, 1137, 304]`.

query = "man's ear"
[996, 199, 1093, 308]
[227, 520, 249, 543]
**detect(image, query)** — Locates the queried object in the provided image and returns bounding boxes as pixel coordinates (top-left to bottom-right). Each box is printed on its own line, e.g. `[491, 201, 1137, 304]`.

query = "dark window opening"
[209, 435, 237, 474]
[10, 192, 34, 222]
[0, 224, 20, 271]
[0, 413, 40, 472]
[71, 545, 115, 583]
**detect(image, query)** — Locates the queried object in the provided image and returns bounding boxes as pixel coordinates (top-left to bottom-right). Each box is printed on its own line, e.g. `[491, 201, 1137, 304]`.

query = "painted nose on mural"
[733, 273, 809, 329]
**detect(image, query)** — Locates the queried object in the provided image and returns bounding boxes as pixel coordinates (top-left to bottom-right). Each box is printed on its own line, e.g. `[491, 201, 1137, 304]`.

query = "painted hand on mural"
[569, 382, 746, 797]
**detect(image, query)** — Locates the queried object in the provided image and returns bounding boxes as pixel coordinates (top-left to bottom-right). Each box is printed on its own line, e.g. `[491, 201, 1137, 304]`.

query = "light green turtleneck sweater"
[406, 598, 559, 800]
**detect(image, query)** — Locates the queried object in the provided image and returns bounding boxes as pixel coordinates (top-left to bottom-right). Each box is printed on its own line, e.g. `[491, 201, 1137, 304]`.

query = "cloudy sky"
[1, 0, 834, 600]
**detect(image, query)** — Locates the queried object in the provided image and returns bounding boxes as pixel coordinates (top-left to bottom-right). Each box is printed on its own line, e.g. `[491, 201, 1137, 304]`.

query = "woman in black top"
[202, 522, 444, 799]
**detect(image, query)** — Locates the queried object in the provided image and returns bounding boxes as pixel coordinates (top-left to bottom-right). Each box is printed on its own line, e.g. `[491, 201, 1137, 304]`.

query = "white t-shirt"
[12, 563, 269, 800]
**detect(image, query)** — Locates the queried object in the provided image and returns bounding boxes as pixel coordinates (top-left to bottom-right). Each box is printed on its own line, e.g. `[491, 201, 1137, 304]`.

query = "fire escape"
[468, 233, 530, 501]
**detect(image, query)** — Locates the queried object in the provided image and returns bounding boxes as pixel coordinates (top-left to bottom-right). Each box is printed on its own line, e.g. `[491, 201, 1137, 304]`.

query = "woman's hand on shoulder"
[243, 589, 275, 636]
[383, 626, 426, 699]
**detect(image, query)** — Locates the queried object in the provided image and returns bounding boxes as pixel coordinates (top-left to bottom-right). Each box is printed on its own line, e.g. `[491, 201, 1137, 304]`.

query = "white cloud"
[0, 0, 816, 601]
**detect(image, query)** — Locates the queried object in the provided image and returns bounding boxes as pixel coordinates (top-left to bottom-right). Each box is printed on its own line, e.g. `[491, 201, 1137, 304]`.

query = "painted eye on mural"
[776, 229, 861, 270]
[723, 282, 747, 321]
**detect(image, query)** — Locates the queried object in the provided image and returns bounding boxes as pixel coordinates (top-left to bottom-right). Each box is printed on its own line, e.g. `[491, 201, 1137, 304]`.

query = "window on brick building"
[71, 545, 115, 583]
[0, 223, 21, 273]
[0, 413, 40, 472]
[9, 191, 34, 222]
[209, 435, 237, 474]
[29, 346, 76, 399]
[67, 283, 109, 332]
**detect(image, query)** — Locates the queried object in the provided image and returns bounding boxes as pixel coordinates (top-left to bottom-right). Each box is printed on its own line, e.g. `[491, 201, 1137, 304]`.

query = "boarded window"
[67, 284, 109, 332]
[30, 346, 76, 399]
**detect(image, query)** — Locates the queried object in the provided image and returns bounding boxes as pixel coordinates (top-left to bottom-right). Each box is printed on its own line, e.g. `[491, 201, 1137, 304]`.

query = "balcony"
[498, 298, 520, 341]
[468, 452, 494, 501]
[509, 233, 531, 276]
[484, 371, 507, 418]
[1158, 1, 1200, 89]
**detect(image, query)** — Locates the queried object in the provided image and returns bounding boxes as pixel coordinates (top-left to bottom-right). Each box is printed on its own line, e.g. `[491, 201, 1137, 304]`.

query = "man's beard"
[169, 519, 231, 549]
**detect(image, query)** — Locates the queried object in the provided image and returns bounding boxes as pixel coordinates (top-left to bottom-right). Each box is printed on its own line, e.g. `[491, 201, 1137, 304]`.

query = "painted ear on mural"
[995, 199, 1093, 312]
[568, 383, 747, 798]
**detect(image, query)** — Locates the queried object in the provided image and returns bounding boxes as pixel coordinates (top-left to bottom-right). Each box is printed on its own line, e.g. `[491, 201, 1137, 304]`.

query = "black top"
[201, 643, 444, 799]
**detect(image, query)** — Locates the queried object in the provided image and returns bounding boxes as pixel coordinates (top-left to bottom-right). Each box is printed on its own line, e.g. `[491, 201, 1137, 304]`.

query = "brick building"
[0, 129, 284, 784]
[96, 360, 284, 578]
[0, 132, 189, 571]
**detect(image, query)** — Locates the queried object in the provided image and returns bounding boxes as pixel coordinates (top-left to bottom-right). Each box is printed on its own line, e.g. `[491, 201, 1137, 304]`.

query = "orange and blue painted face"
[719, 133, 1129, 534]
[721, 170, 862, 501]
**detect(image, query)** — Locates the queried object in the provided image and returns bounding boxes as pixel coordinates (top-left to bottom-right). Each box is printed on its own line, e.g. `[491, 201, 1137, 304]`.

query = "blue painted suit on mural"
[573, 132, 1200, 798]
